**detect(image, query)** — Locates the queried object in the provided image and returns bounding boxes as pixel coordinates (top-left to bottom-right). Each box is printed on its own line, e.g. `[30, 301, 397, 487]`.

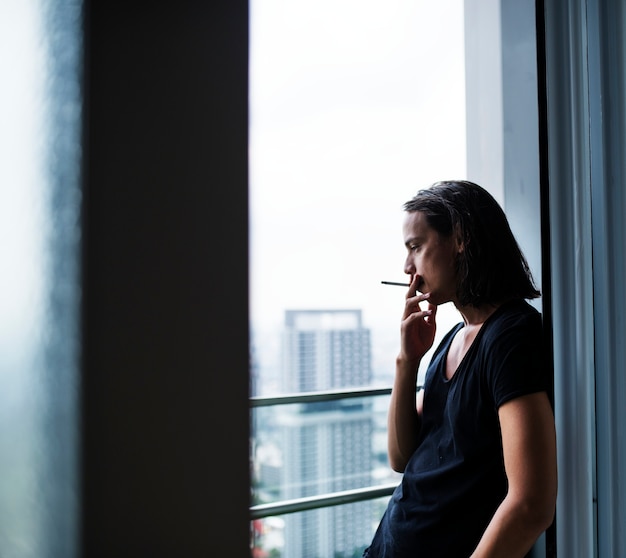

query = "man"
[365, 181, 557, 557]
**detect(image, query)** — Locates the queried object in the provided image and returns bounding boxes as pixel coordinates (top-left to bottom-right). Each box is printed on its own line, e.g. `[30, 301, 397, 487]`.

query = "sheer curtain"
[545, 0, 626, 556]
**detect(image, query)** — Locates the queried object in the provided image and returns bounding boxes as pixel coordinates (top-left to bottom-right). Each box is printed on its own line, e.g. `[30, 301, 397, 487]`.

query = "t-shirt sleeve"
[485, 310, 548, 409]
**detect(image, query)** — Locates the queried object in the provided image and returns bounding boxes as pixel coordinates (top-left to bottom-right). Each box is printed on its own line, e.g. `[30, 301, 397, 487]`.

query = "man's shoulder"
[478, 300, 543, 357]
[487, 299, 541, 332]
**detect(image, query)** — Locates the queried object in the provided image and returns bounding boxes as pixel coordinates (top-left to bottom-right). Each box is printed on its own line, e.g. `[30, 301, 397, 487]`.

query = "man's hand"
[399, 274, 437, 364]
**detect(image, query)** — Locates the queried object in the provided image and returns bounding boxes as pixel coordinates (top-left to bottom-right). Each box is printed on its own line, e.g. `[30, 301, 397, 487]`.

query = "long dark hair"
[403, 180, 540, 306]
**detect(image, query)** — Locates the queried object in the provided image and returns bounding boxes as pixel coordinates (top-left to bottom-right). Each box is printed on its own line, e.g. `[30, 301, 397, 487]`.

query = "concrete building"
[280, 310, 374, 558]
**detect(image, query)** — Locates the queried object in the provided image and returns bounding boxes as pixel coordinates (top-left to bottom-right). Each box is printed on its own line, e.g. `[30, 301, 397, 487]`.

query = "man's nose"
[404, 256, 415, 275]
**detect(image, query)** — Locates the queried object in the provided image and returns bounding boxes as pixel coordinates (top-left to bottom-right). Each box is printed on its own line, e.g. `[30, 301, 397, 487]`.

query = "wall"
[81, 2, 250, 556]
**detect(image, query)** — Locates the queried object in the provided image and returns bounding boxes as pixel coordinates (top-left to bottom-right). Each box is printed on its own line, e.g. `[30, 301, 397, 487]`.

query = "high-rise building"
[278, 309, 374, 558]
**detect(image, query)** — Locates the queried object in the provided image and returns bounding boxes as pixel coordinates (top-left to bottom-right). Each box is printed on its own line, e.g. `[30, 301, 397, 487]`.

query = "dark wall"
[82, 2, 250, 556]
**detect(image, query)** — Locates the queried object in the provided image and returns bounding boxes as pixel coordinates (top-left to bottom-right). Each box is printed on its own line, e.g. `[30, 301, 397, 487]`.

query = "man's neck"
[456, 303, 500, 327]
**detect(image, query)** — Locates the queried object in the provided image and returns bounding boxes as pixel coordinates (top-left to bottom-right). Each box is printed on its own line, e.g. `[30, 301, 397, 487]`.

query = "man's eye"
[410, 244, 420, 251]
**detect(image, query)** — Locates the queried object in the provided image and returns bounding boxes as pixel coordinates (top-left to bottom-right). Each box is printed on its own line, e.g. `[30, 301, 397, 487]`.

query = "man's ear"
[454, 224, 465, 254]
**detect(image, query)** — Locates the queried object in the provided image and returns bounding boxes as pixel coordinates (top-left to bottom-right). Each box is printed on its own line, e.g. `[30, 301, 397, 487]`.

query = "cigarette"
[381, 281, 410, 287]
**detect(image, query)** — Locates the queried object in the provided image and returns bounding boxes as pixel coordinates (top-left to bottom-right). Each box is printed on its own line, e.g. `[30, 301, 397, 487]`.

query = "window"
[249, 1, 466, 555]
[0, 1, 82, 556]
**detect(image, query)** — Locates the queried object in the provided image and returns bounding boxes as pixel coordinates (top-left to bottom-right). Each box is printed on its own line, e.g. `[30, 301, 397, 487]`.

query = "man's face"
[402, 211, 461, 306]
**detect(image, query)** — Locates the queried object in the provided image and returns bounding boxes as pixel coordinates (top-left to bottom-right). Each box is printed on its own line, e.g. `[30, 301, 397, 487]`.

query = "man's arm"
[388, 274, 436, 472]
[387, 361, 424, 472]
[470, 391, 557, 558]
[388, 275, 436, 472]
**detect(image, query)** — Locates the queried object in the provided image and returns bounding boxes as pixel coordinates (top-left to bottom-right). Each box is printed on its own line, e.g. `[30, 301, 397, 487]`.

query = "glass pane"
[252, 497, 392, 558]
[0, 1, 82, 556]
[250, 1, 465, 556]
[250, 0, 466, 395]
[252, 396, 401, 504]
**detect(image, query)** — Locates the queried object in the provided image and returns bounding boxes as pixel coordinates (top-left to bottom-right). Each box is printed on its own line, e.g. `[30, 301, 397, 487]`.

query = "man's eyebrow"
[404, 236, 422, 247]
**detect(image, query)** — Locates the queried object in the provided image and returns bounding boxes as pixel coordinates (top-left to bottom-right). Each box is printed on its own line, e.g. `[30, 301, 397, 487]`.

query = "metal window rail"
[250, 386, 397, 519]
[250, 385, 393, 407]
[251, 483, 398, 520]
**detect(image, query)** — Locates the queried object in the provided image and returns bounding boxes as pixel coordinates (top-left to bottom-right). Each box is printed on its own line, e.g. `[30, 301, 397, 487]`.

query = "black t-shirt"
[365, 299, 548, 557]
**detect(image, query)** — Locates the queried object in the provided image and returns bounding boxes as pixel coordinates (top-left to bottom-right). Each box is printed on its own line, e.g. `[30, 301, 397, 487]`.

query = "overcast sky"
[249, 0, 466, 384]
